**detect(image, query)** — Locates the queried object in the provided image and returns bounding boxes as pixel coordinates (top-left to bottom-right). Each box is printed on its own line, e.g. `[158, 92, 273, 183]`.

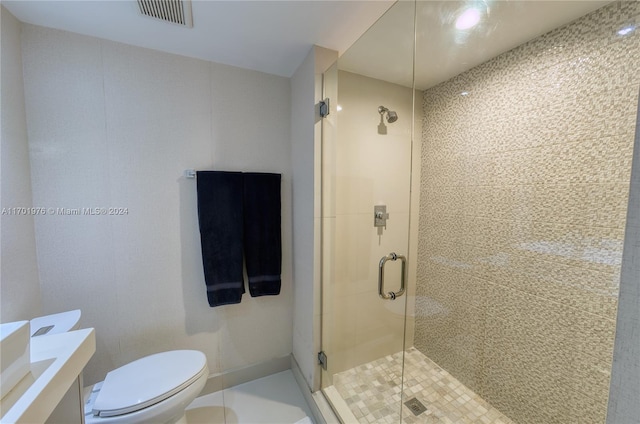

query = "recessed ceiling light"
[455, 8, 481, 30]
[337, 105, 343, 112]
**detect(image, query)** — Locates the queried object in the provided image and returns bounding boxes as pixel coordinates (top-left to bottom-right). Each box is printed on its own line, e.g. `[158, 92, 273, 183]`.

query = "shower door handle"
[378, 252, 406, 300]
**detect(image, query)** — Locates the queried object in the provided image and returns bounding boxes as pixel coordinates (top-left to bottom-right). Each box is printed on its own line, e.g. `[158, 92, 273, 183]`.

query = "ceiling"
[2, 0, 394, 78]
[3, 1, 613, 88]
[339, 0, 612, 89]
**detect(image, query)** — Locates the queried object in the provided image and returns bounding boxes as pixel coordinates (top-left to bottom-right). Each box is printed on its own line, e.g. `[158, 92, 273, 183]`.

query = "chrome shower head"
[378, 105, 398, 123]
[386, 110, 398, 123]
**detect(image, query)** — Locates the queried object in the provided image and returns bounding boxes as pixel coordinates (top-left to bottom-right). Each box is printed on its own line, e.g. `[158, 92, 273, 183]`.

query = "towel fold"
[196, 171, 245, 307]
[243, 172, 282, 297]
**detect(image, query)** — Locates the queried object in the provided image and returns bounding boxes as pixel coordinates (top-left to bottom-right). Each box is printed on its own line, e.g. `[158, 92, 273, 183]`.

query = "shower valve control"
[374, 205, 389, 229]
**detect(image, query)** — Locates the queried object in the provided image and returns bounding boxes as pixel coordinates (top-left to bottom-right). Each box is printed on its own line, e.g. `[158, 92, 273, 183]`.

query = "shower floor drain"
[404, 397, 428, 416]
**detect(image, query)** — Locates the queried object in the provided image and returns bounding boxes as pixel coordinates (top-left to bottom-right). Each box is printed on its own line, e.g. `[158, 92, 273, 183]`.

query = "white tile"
[187, 371, 314, 424]
[333, 71, 414, 216]
[209, 61, 291, 172]
[19, 22, 295, 392]
[217, 296, 293, 371]
[21, 24, 106, 141]
[332, 212, 410, 297]
[105, 113, 214, 359]
[186, 390, 226, 424]
[102, 41, 211, 129]
[32, 213, 119, 384]
[224, 371, 313, 424]
[1, 8, 42, 323]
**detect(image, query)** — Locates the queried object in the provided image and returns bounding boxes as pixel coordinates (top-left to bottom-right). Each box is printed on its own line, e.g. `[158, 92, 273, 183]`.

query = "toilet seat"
[92, 350, 207, 418]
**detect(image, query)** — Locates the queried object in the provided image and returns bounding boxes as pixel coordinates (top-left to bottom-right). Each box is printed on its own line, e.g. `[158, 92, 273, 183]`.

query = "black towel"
[196, 171, 245, 307]
[243, 173, 282, 297]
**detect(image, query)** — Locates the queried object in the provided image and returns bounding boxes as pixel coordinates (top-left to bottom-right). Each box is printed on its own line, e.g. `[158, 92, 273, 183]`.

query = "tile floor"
[332, 348, 514, 424]
[186, 370, 315, 424]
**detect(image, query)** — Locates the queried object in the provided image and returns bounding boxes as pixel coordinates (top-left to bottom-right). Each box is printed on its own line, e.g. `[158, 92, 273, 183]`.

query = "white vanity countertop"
[1, 328, 95, 423]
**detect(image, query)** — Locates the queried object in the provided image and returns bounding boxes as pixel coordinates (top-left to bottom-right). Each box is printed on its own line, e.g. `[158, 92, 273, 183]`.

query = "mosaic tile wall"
[415, 2, 640, 423]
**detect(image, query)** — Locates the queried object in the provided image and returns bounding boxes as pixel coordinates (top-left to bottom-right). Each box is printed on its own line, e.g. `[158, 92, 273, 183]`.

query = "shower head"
[386, 110, 398, 123]
[378, 105, 398, 123]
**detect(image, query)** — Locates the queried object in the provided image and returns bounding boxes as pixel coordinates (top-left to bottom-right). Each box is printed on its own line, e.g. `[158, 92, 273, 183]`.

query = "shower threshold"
[326, 347, 514, 424]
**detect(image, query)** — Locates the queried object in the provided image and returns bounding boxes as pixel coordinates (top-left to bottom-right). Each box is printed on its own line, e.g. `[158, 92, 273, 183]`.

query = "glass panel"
[321, 0, 639, 423]
[410, 1, 637, 423]
[320, 1, 417, 422]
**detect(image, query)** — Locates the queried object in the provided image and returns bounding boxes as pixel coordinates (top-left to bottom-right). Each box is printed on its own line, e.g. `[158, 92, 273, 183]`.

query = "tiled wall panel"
[322, 71, 417, 381]
[415, 2, 640, 423]
[21, 24, 293, 386]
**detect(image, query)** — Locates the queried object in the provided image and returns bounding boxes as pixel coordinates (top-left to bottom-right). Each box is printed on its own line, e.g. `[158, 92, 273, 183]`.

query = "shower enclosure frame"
[317, 1, 419, 420]
[316, 1, 640, 423]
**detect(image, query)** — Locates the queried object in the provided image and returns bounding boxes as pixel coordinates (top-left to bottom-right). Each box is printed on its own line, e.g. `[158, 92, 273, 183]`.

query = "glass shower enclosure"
[319, 2, 417, 422]
[319, 1, 640, 423]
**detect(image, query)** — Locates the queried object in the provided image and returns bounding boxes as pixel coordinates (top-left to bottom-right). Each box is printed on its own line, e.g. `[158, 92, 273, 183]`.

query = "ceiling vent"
[137, 0, 193, 28]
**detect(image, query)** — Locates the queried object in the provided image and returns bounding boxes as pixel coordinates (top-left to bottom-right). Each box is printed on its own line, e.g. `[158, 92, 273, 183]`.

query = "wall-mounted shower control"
[374, 205, 389, 229]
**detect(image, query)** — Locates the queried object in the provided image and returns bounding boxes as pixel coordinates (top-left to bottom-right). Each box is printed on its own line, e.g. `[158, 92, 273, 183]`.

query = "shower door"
[319, 0, 640, 422]
[319, 2, 418, 422]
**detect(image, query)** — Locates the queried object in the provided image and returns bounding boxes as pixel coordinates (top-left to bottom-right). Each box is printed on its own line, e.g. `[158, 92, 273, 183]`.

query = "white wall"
[20, 23, 292, 385]
[0, 7, 42, 322]
[290, 45, 337, 391]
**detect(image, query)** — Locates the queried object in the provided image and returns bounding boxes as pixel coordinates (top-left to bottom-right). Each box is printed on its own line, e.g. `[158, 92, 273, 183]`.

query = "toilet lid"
[92, 350, 207, 417]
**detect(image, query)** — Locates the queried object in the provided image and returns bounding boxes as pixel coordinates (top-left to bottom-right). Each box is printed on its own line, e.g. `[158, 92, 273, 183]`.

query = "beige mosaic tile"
[416, 1, 639, 423]
[331, 348, 514, 424]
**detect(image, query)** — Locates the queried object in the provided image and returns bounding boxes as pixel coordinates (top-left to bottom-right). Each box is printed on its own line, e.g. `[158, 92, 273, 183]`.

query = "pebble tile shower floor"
[332, 348, 514, 424]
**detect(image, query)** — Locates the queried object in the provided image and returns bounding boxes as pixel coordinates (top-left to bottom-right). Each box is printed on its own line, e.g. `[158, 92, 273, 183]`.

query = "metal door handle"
[378, 252, 406, 300]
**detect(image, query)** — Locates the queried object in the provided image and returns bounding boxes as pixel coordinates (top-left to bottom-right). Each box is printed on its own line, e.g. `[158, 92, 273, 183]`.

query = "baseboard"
[200, 355, 291, 395]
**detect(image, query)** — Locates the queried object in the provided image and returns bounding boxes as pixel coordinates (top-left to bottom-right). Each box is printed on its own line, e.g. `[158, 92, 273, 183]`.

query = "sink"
[0, 321, 31, 399]
[0, 327, 95, 423]
[30, 309, 81, 337]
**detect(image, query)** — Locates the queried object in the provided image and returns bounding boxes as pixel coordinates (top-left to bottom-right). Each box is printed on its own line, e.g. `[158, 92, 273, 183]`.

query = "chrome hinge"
[318, 351, 328, 370]
[319, 98, 330, 118]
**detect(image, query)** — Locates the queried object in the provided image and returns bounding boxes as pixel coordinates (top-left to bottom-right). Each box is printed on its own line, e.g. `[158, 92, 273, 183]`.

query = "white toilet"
[84, 350, 208, 424]
[31, 311, 209, 424]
